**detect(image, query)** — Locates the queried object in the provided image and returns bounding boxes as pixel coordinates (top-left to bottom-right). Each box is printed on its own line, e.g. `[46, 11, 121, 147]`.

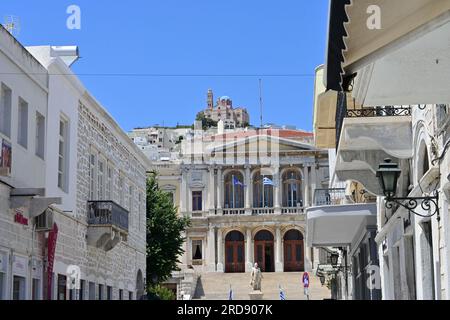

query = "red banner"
[47, 223, 58, 300]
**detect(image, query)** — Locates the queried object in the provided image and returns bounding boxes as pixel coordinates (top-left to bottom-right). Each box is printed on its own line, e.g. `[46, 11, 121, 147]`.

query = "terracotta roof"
[205, 129, 314, 142]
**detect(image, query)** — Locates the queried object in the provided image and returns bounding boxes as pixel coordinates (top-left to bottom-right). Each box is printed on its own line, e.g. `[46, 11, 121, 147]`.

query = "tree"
[146, 172, 190, 290]
[196, 111, 218, 130]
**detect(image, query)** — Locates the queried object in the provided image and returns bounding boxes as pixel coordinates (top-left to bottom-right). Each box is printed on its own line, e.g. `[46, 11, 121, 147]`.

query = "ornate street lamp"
[376, 158, 440, 221]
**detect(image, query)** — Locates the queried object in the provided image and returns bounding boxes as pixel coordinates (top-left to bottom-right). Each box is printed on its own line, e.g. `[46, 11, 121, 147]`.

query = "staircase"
[194, 272, 331, 300]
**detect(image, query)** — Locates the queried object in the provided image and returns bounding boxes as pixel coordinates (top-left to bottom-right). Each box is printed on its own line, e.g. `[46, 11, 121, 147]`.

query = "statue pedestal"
[249, 291, 264, 300]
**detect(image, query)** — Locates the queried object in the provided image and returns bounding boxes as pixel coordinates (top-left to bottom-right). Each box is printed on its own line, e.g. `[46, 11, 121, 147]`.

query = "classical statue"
[250, 263, 263, 291]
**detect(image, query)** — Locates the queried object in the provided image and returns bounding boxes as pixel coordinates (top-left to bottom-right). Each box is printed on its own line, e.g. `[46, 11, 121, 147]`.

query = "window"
[58, 117, 69, 191]
[282, 170, 302, 207]
[192, 240, 203, 261]
[57, 274, 67, 300]
[107, 286, 112, 300]
[253, 172, 274, 208]
[224, 172, 244, 208]
[88, 282, 95, 300]
[32, 278, 40, 300]
[129, 291, 133, 300]
[166, 192, 174, 205]
[35, 112, 45, 159]
[17, 98, 28, 148]
[13, 276, 26, 300]
[89, 153, 96, 200]
[129, 185, 133, 211]
[119, 289, 123, 300]
[0, 83, 12, 137]
[79, 280, 85, 300]
[118, 175, 124, 206]
[98, 158, 105, 200]
[192, 191, 202, 212]
[98, 284, 104, 300]
[106, 165, 113, 200]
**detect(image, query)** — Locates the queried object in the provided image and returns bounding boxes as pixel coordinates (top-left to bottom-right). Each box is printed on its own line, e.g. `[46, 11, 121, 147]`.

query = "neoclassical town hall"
[154, 129, 329, 274]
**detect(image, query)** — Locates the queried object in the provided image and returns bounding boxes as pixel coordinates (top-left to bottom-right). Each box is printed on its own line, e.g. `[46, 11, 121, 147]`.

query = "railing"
[252, 208, 275, 215]
[281, 207, 304, 214]
[223, 209, 246, 215]
[87, 201, 129, 232]
[346, 106, 411, 118]
[313, 189, 346, 206]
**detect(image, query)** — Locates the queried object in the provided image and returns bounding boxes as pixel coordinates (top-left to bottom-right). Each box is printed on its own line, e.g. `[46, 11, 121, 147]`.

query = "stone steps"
[194, 272, 331, 300]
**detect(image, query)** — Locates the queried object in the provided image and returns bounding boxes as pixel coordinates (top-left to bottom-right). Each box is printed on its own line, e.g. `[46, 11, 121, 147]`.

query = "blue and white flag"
[232, 176, 244, 187]
[279, 286, 286, 300]
[263, 177, 274, 186]
[229, 285, 233, 300]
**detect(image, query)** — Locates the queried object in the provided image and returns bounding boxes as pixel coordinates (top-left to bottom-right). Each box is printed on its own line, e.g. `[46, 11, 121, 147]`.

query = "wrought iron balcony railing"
[87, 201, 129, 232]
[346, 106, 411, 118]
[314, 188, 346, 206]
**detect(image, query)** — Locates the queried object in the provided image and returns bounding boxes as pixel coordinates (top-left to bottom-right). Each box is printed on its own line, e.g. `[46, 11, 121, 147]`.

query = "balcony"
[335, 106, 413, 195]
[223, 209, 246, 215]
[281, 207, 304, 215]
[86, 201, 129, 252]
[313, 188, 346, 206]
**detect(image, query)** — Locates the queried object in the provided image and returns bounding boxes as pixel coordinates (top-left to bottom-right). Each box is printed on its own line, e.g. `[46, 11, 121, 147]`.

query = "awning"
[306, 203, 377, 247]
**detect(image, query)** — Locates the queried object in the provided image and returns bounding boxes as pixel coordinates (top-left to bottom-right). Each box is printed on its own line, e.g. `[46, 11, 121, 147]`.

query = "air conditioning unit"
[35, 209, 54, 232]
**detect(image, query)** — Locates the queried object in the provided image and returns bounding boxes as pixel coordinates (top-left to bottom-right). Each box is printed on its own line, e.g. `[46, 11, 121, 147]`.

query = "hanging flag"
[229, 285, 233, 300]
[263, 177, 274, 186]
[279, 285, 286, 301]
[232, 176, 244, 187]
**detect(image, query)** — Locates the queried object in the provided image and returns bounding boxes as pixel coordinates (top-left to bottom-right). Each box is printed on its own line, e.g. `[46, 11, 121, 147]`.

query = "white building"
[310, 0, 450, 300]
[150, 128, 329, 298]
[0, 25, 151, 300]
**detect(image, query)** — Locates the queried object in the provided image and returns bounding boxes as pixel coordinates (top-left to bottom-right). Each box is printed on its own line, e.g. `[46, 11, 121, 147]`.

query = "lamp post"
[376, 158, 440, 221]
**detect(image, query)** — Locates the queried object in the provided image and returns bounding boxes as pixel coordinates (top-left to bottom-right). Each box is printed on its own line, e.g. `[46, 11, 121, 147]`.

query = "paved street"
[194, 273, 330, 300]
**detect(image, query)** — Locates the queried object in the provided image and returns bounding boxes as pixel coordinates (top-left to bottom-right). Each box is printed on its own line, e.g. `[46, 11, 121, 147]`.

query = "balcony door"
[225, 231, 245, 273]
[283, 230, 304, 272]
[254, 230, 274, 273]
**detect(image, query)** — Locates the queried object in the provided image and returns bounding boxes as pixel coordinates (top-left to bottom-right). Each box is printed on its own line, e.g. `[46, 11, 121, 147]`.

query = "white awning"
[306, 203, 377, 247]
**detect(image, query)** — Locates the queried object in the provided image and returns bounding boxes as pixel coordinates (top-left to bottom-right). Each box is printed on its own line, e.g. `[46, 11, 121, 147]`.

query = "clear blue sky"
[2, 0, 329, 131]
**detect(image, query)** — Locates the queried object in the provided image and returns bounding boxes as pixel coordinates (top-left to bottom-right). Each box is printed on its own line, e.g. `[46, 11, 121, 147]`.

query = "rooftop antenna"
[3, 15, 20, 37]
[259, 79, 263, 129]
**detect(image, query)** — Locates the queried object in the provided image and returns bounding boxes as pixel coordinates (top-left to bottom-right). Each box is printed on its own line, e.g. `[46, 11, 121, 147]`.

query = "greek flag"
[263, 177, 274, 186]
[232, 176, 244, 187]
[279, 286, 286, 300]
[229, 285, 233, 300]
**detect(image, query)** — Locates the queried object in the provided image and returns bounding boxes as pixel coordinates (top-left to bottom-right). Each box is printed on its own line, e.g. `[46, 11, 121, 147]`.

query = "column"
[305, 245, 313, 272]
[245, 228, 253, 272]
[311, 164, 318, 203]
[180, 168, 188, 213]
[274, 166, 281, 214]
[216, 228, 224, 272]
[181, 232, 189, 268]
[303, 166, 310, 208]
[275, 227, 283, 272]
[217, 167, 223, 213]
[206, 226, 216, 272]
[208, 168, 216, 215]
[245, 165, 251, 214]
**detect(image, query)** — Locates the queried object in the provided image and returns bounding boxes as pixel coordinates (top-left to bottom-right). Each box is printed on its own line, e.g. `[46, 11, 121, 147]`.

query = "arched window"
[282, 170, 302, 207]
[284, 230, 303, 241]
[254, 230, 274, 241]
[253, 171, 274, 208]
[226, 231, 245, 242]
[417, 141, 430, 182]
[224, 171, 245, 208]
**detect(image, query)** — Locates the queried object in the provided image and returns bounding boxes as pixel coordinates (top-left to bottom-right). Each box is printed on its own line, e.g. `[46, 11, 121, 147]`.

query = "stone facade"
[154, 129, 329, 287]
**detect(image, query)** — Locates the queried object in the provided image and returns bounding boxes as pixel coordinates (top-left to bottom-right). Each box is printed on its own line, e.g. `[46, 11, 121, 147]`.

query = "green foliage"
[196, 112, 218, 130]
[148, 285, 176, 301]
[146, 172, 190, 288]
